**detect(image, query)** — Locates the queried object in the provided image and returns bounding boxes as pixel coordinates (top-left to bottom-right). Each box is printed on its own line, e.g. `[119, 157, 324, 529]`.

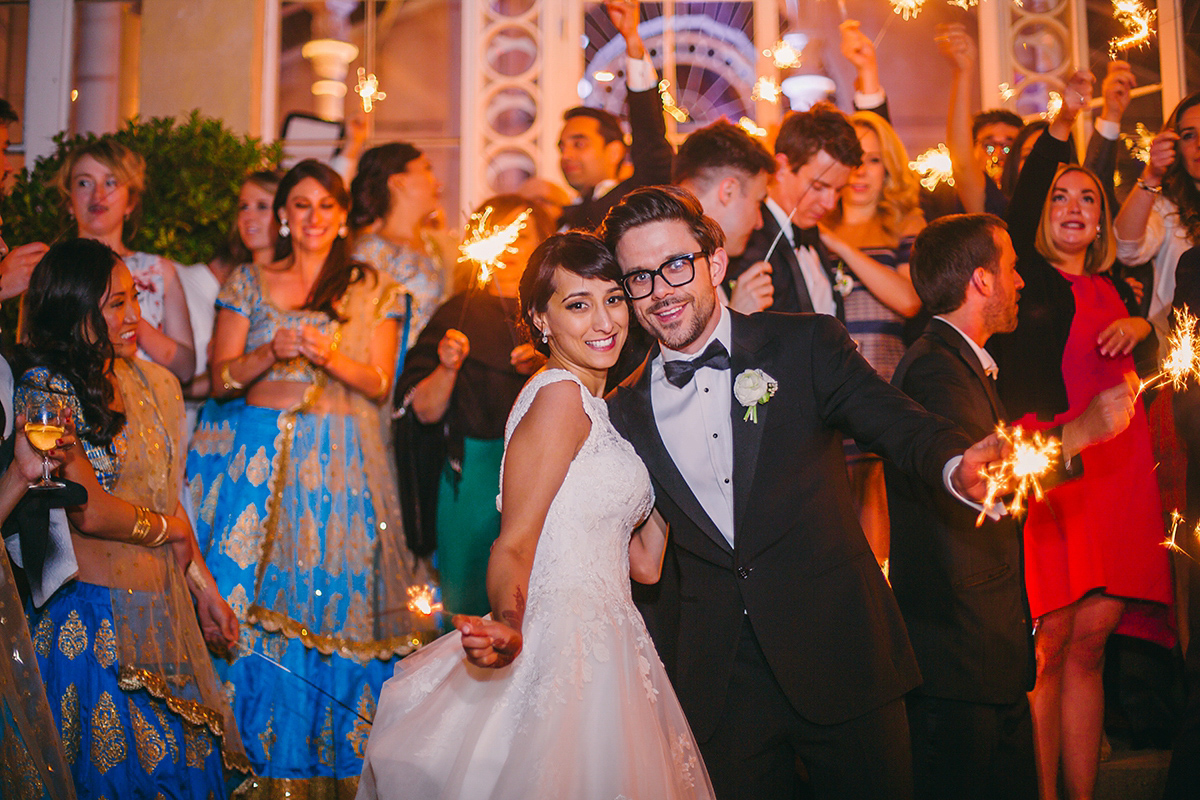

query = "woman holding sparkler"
[820, 109, 924, 564]
[394, 194, 551, 616]
[14, 238, 248, 797]
[350, 142, 452, 340]
[187, 160, 437, 793]
[360, 230, 715, 799]
[990, 72, 1170, 800]
[56, 138, 197, 384]
[1115, 90, 1200, 346]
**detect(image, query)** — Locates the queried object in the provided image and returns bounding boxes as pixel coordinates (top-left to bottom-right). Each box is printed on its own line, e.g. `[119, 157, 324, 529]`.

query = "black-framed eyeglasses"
[621, 251, 704, 299]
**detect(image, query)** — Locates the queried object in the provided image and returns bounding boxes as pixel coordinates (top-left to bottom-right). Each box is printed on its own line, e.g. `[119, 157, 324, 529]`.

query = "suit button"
[737, 566, 750, 579]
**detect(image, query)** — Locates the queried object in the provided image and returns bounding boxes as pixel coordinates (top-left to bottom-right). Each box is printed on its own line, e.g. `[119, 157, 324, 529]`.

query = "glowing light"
[354, 68, 387, 113]
[998, 82, 1017, 102]
[737, 117, 767, 138]
[947, 0, 978, 8]
[977, 425, 1061, 525]
[1109, 0, 1156, 57]
[1139, 305, 1200, 396]
[1161, 511, 1200, 562]
[406, 585, 443, 617]
[888, 0, 926, 21]
[1042, 91, 1063, 120]
[1122, 122, 1155, 163]
[909, 144, 956, 191]
[752, 76, 782, 104]
[763, 40, 801, 70]
[457, 207, 532, 286]
[594, 71, 616, 83]
[658, 80, 690, 123]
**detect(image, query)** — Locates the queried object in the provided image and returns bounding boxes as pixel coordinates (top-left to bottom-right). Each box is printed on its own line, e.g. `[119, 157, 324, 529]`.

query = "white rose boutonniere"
[833, 263, 854, 298]
[734, 369, 778, 423]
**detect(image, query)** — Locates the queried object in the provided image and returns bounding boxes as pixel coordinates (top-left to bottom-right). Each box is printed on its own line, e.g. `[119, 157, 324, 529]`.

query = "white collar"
[660, 304, 732, 364]
[934, 315, 999, 378]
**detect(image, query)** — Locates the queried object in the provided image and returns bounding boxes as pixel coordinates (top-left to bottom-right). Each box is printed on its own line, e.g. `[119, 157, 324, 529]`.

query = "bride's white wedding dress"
[358, 369, 715, 799]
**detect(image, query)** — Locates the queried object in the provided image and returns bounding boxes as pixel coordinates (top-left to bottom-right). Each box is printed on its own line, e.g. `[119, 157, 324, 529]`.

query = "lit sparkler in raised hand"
[909, 144, 956, 192]
[458, 207, 532, 287]
[888, 0, 925, 21]
[752, 76, 782, 104]
[1122, 122, 1155, 163]
[1137, 305, 1200, 396]
[1109, 0, 1156, 58]
[737, 117, 767, 138]
[976, 425, 1061, 526]
[763, 40, 801, 70]
[1043, 91, 1063, 120]
[406, 584, 444, 617]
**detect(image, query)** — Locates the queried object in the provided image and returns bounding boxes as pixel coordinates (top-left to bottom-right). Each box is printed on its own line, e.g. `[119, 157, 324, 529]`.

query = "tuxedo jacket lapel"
[929, 319, 1006, 421]
[617, 354, 732, 555]
[730, 314, 769, 537]
[760, 209, 815, 313]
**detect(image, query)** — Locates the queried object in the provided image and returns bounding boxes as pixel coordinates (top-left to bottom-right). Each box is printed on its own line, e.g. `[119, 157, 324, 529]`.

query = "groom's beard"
[634, 288, 716, 352]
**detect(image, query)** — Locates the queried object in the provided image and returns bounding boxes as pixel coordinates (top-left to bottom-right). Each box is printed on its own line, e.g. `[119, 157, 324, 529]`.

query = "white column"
[1158, 0, 1186, 118]
[74, 1, 124, 135]
[23, 0, 74, 165]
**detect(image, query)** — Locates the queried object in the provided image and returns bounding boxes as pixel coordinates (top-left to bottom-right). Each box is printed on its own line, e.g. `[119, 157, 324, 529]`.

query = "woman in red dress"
[990, 73, 1171, 800]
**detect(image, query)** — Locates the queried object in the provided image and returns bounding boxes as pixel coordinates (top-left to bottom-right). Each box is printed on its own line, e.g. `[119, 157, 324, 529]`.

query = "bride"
[358, 231, 715, 798]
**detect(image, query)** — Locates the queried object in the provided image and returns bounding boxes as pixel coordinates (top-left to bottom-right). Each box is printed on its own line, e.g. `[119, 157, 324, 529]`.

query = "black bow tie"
[792, 224, 820, 249]
[663, 340, 730, 388]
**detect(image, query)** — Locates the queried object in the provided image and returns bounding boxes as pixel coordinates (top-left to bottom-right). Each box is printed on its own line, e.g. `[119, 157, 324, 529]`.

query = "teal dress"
[187, 264, 437, 796]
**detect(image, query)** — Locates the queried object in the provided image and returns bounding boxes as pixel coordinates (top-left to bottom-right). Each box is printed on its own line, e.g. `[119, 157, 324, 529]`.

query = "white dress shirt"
[933, 316, 999, 378]
[765, 198, 836, 316]
[652, 305, 737, 547]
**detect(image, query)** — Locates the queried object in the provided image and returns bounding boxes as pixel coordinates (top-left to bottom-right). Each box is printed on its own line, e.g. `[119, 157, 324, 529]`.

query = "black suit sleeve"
[625, 86, 674, 190]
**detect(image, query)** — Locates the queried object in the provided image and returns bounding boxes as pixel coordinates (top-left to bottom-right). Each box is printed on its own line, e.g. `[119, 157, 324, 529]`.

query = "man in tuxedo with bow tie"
[886, 214, 1135, 799]
[603, 186, 1009, 800]
[726, 103, 861, 321]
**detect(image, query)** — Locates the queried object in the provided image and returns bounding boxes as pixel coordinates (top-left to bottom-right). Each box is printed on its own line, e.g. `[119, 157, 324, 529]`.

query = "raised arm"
[455, 380, 590, 668]
[136, 257, 196, 383]
[607, 0, 673, 189]
[935, 23, 986, 213]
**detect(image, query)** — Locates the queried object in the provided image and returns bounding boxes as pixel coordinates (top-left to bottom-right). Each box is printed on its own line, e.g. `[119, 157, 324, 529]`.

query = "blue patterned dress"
[351, 234, 446, 340]
[18, 361, 247, 799]
[187, 265, 437, 797]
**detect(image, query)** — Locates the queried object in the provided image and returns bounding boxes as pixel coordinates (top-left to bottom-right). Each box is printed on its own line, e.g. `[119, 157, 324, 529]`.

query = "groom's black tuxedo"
[607, 311, 970, 750]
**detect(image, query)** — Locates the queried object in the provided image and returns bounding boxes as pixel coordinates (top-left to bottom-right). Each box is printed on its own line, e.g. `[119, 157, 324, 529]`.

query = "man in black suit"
[556, 0, 673, 232]
[887, 214, 1136, 799]
[726, 104, 860, 320]
[602, 187, 1009, 800]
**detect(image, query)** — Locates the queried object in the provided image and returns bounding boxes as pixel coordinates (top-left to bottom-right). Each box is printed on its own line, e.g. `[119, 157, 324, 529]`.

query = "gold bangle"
[220, 362, 245, 392]
[185, 561, 210, 593]
[130, 506, 151, 544]
[143, 512, 170, 548]
[370, 365, 389, 399]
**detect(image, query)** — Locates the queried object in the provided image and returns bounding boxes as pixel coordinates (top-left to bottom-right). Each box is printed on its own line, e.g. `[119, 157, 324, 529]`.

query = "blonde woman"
[819, 110, 925, 563]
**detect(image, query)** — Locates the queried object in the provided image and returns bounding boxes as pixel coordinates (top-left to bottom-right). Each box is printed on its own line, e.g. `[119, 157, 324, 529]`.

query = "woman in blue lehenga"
[188, 160, 437, 798]
[14, 238, 249, 799]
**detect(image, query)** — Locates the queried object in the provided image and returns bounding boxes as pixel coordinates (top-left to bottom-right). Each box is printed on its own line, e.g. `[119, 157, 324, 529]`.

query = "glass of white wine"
[24, 393, 66, 490]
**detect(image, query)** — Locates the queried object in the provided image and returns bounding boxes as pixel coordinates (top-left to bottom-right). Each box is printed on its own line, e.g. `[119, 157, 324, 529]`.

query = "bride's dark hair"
[518, 231, 623, 356]
[14, 238, 126, 446]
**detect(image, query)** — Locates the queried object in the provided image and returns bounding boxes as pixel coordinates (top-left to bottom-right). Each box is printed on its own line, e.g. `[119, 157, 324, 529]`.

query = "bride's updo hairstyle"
[518, 231, 624, 356]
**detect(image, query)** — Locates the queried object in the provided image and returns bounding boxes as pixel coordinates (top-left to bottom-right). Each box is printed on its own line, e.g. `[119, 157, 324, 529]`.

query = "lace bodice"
[500, 369, 654, 619]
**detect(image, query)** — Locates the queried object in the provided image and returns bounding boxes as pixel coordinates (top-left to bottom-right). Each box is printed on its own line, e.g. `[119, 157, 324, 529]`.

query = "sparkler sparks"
[1122, 122, 1155, 163]
[1138, 305, 1200, 396]
[1161, 511, 1200, 561]
[1109, 0, 1156, 57]
[763, 40, 801, 70]
[737, 117, 767, 138]
[354, 68, 387, 113]
[947, 0, 978, 8]
[406, 584, 444, 617]
[752, 76, 782, 104]
[998, 82, 1018, 102]
[976, 426, 1061, 526]
[658, 80, 690, 123]
[457, 207, 532, 286]
[1043, 91, 1063, 120]
[909, 144, 956, 191]
[888, 0, 926, 22]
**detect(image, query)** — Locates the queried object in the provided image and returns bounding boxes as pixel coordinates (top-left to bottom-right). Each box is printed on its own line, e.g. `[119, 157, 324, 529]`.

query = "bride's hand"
[454, 615, 522, 669]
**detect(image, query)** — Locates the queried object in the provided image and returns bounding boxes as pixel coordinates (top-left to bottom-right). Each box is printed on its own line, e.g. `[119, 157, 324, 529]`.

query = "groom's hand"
[952, 432, 1008, 502]
[454, 615, 523, 669]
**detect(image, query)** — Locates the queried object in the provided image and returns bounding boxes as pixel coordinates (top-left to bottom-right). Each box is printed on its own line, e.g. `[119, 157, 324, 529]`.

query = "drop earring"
[541, 329, 549, 344]
[278, 218, 290, 237]
[338, 224, 349, 238]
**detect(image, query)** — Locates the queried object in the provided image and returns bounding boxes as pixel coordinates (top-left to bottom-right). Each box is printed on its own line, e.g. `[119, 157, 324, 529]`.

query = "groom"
[602, 186, 1004, 800]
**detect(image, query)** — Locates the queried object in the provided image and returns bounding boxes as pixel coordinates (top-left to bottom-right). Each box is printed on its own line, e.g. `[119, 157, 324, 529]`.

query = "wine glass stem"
[41, 455, 51, 484]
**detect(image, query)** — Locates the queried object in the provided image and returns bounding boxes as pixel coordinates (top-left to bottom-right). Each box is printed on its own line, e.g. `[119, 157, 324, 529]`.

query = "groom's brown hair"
[598, 185, 725, 260]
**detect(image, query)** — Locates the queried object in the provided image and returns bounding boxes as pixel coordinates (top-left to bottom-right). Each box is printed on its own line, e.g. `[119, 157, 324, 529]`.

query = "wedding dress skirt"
[358, 370, 715, 799]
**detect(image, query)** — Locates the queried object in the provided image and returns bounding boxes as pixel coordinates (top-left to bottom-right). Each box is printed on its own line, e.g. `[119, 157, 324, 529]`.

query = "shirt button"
[737, 567, 750, 579]
[724, 478, 730, 484]
[712, 433, 718, 439]
[704, 387, 709, 392]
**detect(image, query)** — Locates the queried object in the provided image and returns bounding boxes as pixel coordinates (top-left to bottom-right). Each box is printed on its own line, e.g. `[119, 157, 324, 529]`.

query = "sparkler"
[976, 425, 1061, 526]
[658, 80, 690, 123]
[887, 0, 925, 22]
[406, 584, 444, 617]
[909, 144, 956, 192]
[1122, 122, 1154, 163]
[457, 207, 531, 287]
[354, 68, 387, 114]
[947, 0, 978, 8]
[737, 117, 767, 138]
[1161, 510, 1200, 562]
[1137, 305, 1200, 396]
[752, 76, 782, 104]
[1109, 0, 1156, 58]
[240, 648, 373, 724]
[998, 82, 1018, 103]
[1043, 91, 1063, 120]
[763, 40, 802, 70]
